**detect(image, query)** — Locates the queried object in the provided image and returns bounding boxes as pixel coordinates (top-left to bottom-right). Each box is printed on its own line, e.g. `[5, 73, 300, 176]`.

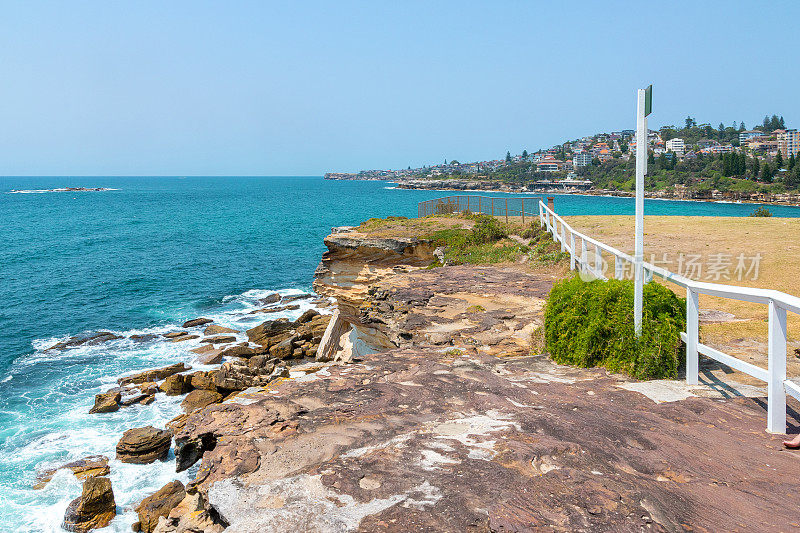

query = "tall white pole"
[634, 89, 647, 336]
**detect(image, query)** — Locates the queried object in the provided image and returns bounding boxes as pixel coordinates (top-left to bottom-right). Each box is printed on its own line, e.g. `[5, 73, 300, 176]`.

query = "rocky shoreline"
[44, 222, 800, 532]
[332, 174, 800, 207]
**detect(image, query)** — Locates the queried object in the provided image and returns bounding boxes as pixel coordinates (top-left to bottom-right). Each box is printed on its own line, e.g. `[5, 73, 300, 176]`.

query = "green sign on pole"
[644, 84, 653, 117]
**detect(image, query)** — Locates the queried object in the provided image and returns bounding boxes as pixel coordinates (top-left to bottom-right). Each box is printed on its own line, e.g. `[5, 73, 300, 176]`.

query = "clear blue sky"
[1, 1, 797, 176]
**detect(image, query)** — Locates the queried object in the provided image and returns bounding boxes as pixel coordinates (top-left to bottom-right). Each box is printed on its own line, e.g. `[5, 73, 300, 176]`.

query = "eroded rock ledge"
[153, 224, 798, 533]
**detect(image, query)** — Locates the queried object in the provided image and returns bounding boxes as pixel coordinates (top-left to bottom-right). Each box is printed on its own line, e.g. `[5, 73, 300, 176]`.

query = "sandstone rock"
[89, 390, 121, 414]
[189, 371, 217, 391]
[129, 334, 158, 343]
[182, 318, 213, 328]
[49, 331, 122, 351]
[268, 338, 295, 359]
[119, 388, 153, 406]
[153, 492, 227, 532]
[170, 335, 199, 343]
[218, 345, 257, 359]
[116, 426, 172, 464]
[198, 349, 224, 365]
[200, 336, 237, 344]
[159, 374, 192, 396]
[246, 319, 293, 347]
[62, 476, 116, 532]
[213, 359, 287, 392]
[258, 293, 281, 305]
[295, 309, 320, 324]
[248, 304, 300, 314]
[163, 331, 188, 339]
[181, 390, 223, 413]
[190, 344, 216, 354]
[34, 455, 110, 490]
[203, 325, 239, 336]
[281, 293, 312, 303]
[166, 413, 190, 433]
[118, 364, 190, 387]
[134, 480, 186, 533]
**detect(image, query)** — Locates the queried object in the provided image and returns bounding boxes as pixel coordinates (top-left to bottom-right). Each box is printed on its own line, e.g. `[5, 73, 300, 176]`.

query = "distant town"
[326, 115, 800, 203]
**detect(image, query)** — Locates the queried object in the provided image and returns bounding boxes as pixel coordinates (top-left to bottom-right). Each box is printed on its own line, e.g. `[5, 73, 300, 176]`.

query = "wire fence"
[417, 195, 544, 224]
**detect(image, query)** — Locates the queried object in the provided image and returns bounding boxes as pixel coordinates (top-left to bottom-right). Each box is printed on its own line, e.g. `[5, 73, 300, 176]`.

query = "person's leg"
[783, 433, 800, 448]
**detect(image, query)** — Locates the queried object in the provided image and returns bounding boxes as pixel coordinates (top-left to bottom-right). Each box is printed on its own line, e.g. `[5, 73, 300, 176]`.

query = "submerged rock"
[49, 331, 122, 351]
[182, 318, 213, 328]
[116, 426, 172, 464]
[34, 455, 110, 490]
[258, 293, 281, 305]
[133, 480, 186, 533]
[62, 476, 116, 532]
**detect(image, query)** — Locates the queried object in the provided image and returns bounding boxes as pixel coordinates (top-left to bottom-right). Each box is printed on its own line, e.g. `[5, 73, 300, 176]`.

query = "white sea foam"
[0, 287, 323, 532]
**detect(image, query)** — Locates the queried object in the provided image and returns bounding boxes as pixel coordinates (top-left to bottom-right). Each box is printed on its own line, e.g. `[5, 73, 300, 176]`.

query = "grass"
[566, 214, 800, 379]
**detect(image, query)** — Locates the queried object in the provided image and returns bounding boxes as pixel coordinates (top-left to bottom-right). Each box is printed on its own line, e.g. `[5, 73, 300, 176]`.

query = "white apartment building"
[777, 129, 799, 159]
[573, 152, 592, 168]
[665, 138, 685, 156]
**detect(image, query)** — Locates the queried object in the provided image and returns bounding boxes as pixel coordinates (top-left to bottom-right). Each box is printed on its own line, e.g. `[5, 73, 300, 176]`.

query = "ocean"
[1, 175, 799, 531]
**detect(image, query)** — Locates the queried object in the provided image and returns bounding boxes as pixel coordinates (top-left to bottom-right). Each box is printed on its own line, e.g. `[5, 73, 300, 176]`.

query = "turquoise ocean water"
[1, 176, 799, 531]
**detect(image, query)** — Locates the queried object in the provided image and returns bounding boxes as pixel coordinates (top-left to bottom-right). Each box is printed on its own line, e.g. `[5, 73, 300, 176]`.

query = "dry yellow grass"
[566, 215, 800, 380]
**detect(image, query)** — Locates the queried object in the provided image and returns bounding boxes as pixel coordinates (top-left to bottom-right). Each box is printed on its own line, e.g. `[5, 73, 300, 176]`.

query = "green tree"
[505, 151, 512, 163]
[685, 116, 696, 129]
[718, 122, 725, 134]
[647, 151, 655, 165]
[751, 157, 760, 179]
[522, 149, 529, 159]
[760, 162, 773, 183]
[789, 153, 796, 170]
[776, 150, 784, 169]
[739, 122, 746, 131]
[762, 116, 771, 130]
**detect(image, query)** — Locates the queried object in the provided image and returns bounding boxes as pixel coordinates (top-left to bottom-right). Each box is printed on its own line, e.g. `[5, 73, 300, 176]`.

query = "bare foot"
[783, 434, 800, 449]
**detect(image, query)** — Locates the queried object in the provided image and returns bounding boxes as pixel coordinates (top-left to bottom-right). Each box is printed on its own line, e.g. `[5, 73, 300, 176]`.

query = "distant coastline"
[325, 173, 800, 207]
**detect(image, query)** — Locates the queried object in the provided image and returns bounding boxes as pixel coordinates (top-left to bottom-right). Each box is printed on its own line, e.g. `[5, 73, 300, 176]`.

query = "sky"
[0, 1, 798, 176]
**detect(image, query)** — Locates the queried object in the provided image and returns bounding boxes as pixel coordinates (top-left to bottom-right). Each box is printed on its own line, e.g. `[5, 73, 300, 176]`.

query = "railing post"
[569, 231, 575, 270]
[594, 244, 602, 277]
[552, 213, 558, 242]
[560, 223, 566, 252]
[767, 299, 787, 433]
[580, 237, 587, 273]
[614, 257, 624, 279]
[686, 288, 699, 386]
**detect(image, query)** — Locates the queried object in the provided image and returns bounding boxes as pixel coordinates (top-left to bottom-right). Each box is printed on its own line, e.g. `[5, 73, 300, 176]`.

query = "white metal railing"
[538, 200, 800, 433]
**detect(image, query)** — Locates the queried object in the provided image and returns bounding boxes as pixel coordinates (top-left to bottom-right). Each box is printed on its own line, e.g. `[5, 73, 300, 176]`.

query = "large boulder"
[62, 476, 116, 532]
[189, 371, 218, 391]
[295, 309, 320, 324]
[182, 318, 213, 328]
[181, 390, 223, 413]
[159, 374, 192, 396]
[268, 338, 296, 359]
[212, 358, 288, 392]
[258, 293, 281, 305]
[89, 390, 121, 414]
[116, 426, 172, 464]
[218, 345, 258, 359]
[203, 325, 239, 336]
[197, 349, 224, 365]
[34, 455, 110, 490]
[246, 319, 294, 347]
[118, 364, 190, 387]
[133, 480, 186, 533]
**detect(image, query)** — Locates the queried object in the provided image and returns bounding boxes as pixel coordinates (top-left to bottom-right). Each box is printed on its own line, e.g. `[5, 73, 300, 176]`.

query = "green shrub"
[469, 215, 507, 244]
[749, 206, 772, 217]
[544, 277, 686, 380]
